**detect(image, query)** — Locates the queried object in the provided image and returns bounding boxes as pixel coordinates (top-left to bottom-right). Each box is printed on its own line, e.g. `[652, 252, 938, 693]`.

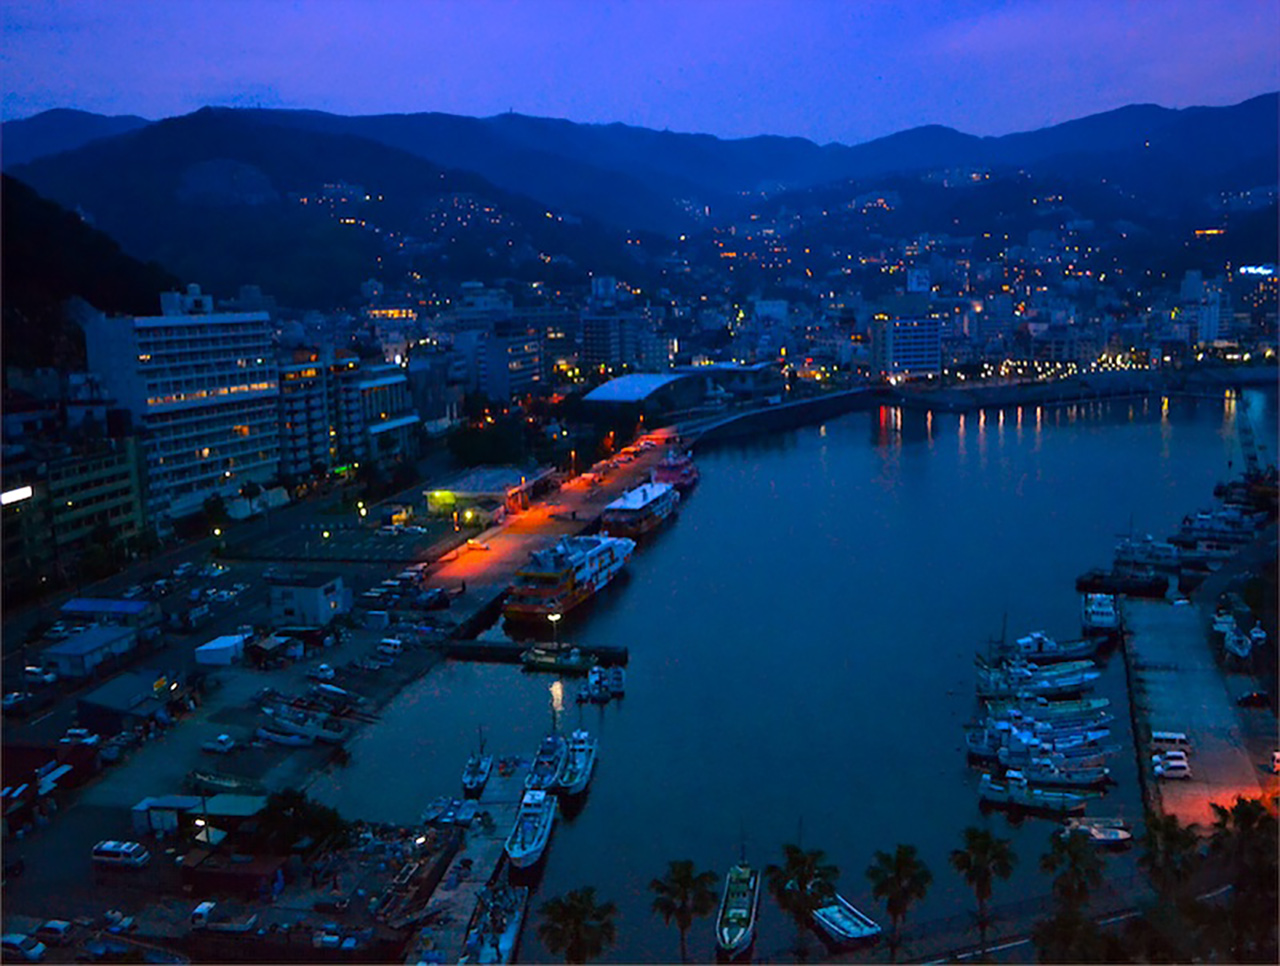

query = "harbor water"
[311, 388, 1276, 963]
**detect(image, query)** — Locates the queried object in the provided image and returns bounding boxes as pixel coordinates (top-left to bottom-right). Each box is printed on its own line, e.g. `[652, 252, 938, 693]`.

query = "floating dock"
[430, 638, 629, 666]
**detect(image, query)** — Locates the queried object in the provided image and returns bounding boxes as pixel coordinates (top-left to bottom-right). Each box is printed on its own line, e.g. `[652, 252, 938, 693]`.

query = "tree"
[866, 844, 932, 962]
[537, 887, 617, 964]
[203, 494, 228, 529]
[949, 825, 1016, 958]
[1205, 796, 1278, 961]
[765, 843, 840, 960]
[649, 859, 718, 963]
[253, 788, 349, 853]
[1138, 810, 1200, 902]
[1032, 831, 1106, 963]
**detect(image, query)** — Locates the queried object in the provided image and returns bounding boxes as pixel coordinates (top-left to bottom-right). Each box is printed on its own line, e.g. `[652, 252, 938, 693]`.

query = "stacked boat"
[969, 634, 1119, 816]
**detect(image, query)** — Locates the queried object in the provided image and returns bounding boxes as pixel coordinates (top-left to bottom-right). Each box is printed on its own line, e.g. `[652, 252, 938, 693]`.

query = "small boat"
[455, 800, 479, 827]
[555, 729, 598, 796]
[462, 728, 494, 798]
[1081, 593, 1120, 634]
[459, 884, 529, 964]
[420, 795, 452, 824]
[812, 891, 881, 945]
[984, 695, 1111, 719]
[652, 449, 700, 492]
[576, 667, 612, 704]
[976, 664, 1100, 699]
[990, 630, 1101, 663]
[715, 862, 761, 958]
[255, 726, 315, 747]
[504, 790, 557, 868]
[607, 666, 626, 696]
[1059, 817, 1133, 846]
[525, 734, 569, 791]
[1015, 758, 1112, 788]
[521, 645, 597, 676]
[979, 771, 1089, 814]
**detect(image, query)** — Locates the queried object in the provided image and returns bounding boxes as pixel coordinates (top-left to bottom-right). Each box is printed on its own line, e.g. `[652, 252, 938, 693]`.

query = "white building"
[870, 317, 942, 379]
[80, 285, 280, 530]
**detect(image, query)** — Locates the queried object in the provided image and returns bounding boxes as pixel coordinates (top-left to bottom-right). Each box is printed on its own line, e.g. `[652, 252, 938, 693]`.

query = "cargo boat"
[601, 482, 679, 539]
[504, 535, 636, 621]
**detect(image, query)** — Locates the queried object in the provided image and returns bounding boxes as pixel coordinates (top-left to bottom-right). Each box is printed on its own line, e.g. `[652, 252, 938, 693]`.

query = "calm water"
[312, 388, 1276, 963]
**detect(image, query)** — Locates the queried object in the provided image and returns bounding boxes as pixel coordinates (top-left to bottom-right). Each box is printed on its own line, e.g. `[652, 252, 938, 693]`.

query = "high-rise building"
[480, 319, 543, 401]
[870, 317, 942, 379]
[80, 285, 280, 529]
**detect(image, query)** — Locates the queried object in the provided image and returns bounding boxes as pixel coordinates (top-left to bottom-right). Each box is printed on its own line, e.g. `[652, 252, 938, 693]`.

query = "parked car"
[91, 840, 151, 868]
[61, 729, 100, 746]
[1155, 760, 1192, 779]
[201, 734, 238, 755]
[173, 563, 194, 577]
[33, 922, 74, 947]
[2, 692, 29, 714]
[23, 666, 57, 686]
[0, 934, 45, 962]
[308, 664, 336, 682]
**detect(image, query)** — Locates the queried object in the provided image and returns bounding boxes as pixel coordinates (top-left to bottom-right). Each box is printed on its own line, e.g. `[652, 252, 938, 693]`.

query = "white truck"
[190, 901, 258, 932]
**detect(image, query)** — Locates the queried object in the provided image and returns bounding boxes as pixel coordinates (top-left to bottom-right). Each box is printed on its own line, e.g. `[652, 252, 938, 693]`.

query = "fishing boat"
[521, 645, 597, 676]
[576, 667, 612, 704]
[652, 449, 700, 492]
[1114, 535, 1183, 571]
[976, 665, 1100, 699]
[462, 729, 494, 798]
[983, 695, 1111, 719]
[504, 790, 557, 868]
[1059, 817, 1133, 846]
[261, 705, 350, 744]
[459, 884, 529, 964]
[607, 666, 626, 696]
[555, 729, 598, 796]
[714, 862, 761, 958]
[812, 892, 882, 945]
[1014, 758, 1112, 788]
[503, 536, 636, 622]
[998, 741, 1118, 769]
[978, 771, 1089, 814]
[601, 482, 680, 539]
[984, 707, 1114, 733]
[525, 734, 569, 791]
[990, 630, 1101, 663]
[965, 722, 1112, 762]
[1076, 567, 1169, 599]
[1081, 594, 1119, 635]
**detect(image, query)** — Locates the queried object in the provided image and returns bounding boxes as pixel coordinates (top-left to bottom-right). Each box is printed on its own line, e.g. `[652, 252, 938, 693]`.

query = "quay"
[431, 637, 629, 666]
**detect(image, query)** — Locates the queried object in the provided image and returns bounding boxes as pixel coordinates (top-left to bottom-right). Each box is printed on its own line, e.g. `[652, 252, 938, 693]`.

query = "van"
[91, 840, 151, 868]
[378, 638, 404, 655]
[1150, 731, 1191, 752]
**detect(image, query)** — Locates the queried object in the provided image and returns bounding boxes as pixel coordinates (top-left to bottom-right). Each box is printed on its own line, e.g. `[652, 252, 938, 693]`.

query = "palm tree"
[1039, 830, 1102, 915]
[949, 825, 1016, 957]
[537, 887, 618, 964]
[765, 843, 840, 959]
[1206, 796, 1278, 960]
[1138, 810, 1201, 901]
[650, 859, 718, 963]
[866, 844, 932, 962]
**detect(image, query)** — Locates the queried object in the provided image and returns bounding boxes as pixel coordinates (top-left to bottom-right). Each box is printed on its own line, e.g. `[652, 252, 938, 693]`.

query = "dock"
[403, 766, 531, 963]
[430, 638, 629, 666]
[1122, 597, 1269, 827]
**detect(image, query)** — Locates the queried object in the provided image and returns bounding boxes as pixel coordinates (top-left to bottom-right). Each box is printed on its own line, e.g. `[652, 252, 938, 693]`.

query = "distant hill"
[1, 174, 179, 373]
[8, 94, 1274, 235]
[9, 108, 652, 308]
[2, 107, 150, 166]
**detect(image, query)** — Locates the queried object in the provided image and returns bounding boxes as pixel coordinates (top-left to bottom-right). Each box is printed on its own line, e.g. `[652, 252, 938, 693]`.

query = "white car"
[0, 934, 46, 962]
[1155, 760, 1192, 779]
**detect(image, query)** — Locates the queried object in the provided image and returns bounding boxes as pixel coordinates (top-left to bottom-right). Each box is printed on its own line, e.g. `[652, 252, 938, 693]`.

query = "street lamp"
[548, 612, 562, 646]
[212, 528, 222, 538]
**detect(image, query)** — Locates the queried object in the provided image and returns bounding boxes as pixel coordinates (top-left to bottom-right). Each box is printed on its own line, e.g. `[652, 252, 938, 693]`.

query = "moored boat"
[607, 666, 626, 696]
[715, 862, 761, 958]
[652, 450, 700, 492]
[601, 482, 680, 539]
[555, 729, 598, 796]
[521, 645, 597, 675]
[525, 734, 569, 791]
[978, 771, 1090, 814]
[976, 664, 1100, 699]
[1081, 593, 1119, 635]
[1075, 567, 1169, 598]
[1059, 817, 1133, 846]
[1014, 758, 1112, 788]
[503, 535, 636, 622]
[983, 695, 1111, 719]
[990, 630, 1101, 663]
[462, 729, 494, 798]
[812, 892, 881, 945]
[504, 790, 557, 868]
[459, 884, 529, 964]
[255, 726, 315, 747]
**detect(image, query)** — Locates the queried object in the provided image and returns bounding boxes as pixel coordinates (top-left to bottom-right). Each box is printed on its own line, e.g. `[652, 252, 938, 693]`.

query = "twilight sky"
[3, 0, 1276, 144]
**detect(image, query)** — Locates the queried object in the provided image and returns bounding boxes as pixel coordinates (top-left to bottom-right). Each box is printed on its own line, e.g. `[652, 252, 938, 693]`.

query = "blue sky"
[3, 0, 1276, 143]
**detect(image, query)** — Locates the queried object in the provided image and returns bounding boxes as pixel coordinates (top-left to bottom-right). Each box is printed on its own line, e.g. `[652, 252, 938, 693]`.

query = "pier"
[430, 637, 629, 666]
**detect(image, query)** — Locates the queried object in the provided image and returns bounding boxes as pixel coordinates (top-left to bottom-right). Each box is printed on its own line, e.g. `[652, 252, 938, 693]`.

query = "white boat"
[504, 790, 557, 868]
[1059, 817, 1133, 846]
[462, 729, 494, 797]
[978, 771, 1090, 814]
[984, 695, 1111, 719]
[601, 482, 680, 538]
[714, 862, 761, 957]
[525, 734, 569, 791]
[1114, 535, 1183, 571]
[607, 666, 626, 696]
[555, 729, 598, 796]
[976, 664, 1100, 699]
[812, 892, 881, 945]
[992, 630, 1100, 663]
[504, 536, 636, 621]
[1081, 593, 1119, 634]
[255, 726, 315, 747]
[262, 706, 349, 744]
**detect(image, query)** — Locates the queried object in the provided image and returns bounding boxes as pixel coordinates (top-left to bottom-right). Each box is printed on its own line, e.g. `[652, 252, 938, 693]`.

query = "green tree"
[537, 887, 617, 964]
[765, 843, 840, 960]
[1205, 796, 1278, 961]
[649, 859, 718, 963]
[866, 844, 932, 962]
[1138, 810, 1200, 901]
[1032, 831, 1106, 963]
[253, 788, 349, 853]
[949, 825, 1016, 958]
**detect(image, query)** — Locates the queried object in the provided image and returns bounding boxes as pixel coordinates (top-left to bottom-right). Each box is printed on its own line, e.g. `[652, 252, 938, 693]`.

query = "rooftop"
[44, 624, 135, 657]
[61, 598, 151, 616]
[582, 373, 691, 403]
[265, 571, 342, 589]
[429, 465, 554, 497]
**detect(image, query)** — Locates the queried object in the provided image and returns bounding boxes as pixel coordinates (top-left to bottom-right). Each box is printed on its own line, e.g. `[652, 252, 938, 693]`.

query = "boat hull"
[715, 864, 760, 958]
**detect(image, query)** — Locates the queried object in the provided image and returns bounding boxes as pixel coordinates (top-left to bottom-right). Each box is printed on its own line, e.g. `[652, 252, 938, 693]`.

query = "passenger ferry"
[601, 482, 679, 539]
[503, 535, 636, 621]
[652, 450, 700, 492]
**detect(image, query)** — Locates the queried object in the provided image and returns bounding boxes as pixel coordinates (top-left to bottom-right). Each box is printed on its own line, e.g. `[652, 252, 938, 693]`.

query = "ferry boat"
[503, 536, 636, 621]
[504, 790, 557, 868]
[1081, 594, 1119, 635]
[652, 450, 700, 492]
[458, 884, 529, 964]
[714, 862, 761, 958]
[601, 482, 679, 539]
[555, 729, 598, 796]
[525, 734, 569, 791]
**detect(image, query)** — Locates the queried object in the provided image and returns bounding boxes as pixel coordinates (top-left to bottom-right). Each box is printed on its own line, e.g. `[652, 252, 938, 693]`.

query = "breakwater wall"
[691, 388, 877, 445]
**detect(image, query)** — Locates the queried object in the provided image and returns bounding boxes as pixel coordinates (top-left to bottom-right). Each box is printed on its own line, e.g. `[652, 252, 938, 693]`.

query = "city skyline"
[3, 0, 1277, 144]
